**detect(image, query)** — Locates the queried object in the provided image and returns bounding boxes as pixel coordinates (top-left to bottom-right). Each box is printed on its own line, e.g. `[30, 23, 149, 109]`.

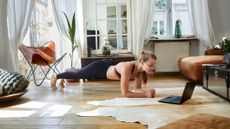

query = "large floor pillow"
[0, 68, 29, 96]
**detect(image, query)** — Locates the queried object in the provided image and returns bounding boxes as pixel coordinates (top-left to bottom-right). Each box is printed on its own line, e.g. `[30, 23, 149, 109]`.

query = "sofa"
[178, 49, 224, 83]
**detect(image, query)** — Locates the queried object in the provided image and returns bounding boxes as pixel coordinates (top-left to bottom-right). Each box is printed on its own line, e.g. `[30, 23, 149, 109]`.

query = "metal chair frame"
[25, 53, 66, 86]
[19, 41, 66, 86]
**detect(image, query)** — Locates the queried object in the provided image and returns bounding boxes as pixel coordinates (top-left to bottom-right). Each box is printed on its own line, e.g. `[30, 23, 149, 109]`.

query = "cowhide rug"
[77, 87, 230, 129]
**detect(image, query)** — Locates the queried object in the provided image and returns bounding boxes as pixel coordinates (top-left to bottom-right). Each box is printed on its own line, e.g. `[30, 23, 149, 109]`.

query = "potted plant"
[102, 39, 113, 55]
[63, 12, 79, 82]
[63, 12, 78, 68]
[218, 36, 230, 67]
[220, 36, 230, 53]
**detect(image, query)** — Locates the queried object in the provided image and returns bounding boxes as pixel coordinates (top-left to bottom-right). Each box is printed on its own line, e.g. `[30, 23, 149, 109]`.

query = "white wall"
[209, 0, 230, 41]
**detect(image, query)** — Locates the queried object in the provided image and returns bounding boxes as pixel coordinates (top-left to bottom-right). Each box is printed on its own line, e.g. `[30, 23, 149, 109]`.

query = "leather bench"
[178, 50, 224, 82]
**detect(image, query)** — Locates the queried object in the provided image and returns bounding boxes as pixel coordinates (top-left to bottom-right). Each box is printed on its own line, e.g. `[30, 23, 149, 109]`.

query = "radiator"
[154, 42, 189, 72]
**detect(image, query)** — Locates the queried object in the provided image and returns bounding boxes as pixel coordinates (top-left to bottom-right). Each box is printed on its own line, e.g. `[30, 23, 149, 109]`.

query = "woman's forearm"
[124, 91, 147, 98]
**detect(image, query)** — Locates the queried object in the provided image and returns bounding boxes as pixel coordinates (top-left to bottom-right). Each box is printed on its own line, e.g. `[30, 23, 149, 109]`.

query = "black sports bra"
[115, 64, 135, 78]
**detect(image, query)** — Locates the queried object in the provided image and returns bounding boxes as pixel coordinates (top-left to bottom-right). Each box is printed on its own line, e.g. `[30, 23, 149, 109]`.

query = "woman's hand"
[145, 88, 156, 98]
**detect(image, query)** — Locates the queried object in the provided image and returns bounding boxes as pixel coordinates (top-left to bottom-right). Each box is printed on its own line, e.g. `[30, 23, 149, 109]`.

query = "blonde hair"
[138, 50, 157, 85]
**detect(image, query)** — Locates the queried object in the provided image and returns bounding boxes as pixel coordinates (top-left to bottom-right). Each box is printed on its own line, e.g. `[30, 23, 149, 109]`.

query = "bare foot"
[59, 79, 65, 88]
[51, 74, 57, 90]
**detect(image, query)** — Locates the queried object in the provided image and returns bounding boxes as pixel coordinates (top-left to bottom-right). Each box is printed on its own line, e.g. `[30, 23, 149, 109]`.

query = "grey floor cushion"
[0, 69, 29, 96]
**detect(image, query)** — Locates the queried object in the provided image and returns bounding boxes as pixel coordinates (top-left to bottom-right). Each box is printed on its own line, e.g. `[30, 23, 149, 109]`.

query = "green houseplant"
[102, 39, 113, 55]
[220, 36, 230, 53]
[64, 12, 79, 82]
[219, 36, 230, 67]
[63, 12, 78, 68]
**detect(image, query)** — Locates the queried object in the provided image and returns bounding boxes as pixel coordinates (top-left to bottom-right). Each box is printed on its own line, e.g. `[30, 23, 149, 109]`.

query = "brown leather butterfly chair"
[19, 41, 66, 86]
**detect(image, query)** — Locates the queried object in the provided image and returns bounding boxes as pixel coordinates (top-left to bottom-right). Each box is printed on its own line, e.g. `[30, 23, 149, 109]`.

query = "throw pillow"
[0, 68, 29, 96]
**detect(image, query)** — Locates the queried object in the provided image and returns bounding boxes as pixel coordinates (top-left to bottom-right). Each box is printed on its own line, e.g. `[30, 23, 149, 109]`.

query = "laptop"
[158, 81, 197, 104]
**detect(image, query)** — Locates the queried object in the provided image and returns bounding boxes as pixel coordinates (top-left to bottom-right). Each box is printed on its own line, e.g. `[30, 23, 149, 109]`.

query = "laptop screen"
[181, 81, 196, 102]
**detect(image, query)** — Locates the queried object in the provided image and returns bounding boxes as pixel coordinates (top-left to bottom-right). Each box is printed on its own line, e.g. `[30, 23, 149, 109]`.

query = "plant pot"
[65, 67, 80, 82]
[102, 50, 111, 55]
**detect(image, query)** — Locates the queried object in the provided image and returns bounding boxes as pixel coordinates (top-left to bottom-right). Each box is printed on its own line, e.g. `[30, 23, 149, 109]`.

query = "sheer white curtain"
[187, 0, 216, 55]
[51, 0, 81, 69]
[130, 0, 155, 57]
[0, 0, 11, 71]
[7, 0, 34, 72]
[76, 0, 84, 57]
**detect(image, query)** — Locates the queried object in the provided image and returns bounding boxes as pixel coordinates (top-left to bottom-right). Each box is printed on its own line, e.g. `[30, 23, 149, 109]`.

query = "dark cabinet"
[203, 64, 230, 102]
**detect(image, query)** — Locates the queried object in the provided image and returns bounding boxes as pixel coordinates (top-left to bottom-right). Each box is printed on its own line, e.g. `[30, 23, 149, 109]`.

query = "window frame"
[84, 0, 131, 54]
[153, 0, 191, 37]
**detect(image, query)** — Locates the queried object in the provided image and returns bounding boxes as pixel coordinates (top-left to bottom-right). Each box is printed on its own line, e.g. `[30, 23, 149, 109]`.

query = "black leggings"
[57, 59, 112, 80]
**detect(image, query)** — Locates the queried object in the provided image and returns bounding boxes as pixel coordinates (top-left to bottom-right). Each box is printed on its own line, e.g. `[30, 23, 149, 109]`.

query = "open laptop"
[158, 81, 197, 104]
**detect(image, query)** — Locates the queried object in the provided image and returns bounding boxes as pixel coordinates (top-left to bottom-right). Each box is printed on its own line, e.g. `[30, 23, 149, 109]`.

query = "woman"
[51, 50, 157, 98]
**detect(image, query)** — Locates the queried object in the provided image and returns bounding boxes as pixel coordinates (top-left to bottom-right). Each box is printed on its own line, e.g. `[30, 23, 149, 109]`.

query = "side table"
[203, 64, 230, 102]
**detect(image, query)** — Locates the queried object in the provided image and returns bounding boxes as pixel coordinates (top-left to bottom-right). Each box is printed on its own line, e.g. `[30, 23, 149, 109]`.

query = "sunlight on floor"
[39, 104, 72, 117]
[0, 101, 72, 118]
[13, 101, 47, 109]
[0, 110, 36, 118]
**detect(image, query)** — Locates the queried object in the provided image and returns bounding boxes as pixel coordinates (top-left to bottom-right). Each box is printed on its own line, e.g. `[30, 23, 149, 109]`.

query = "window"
[152, 0, 192, 37]
[20, 0, 60, 75]
[85, 0, 130, 54]
[23, 0, 52, 46]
